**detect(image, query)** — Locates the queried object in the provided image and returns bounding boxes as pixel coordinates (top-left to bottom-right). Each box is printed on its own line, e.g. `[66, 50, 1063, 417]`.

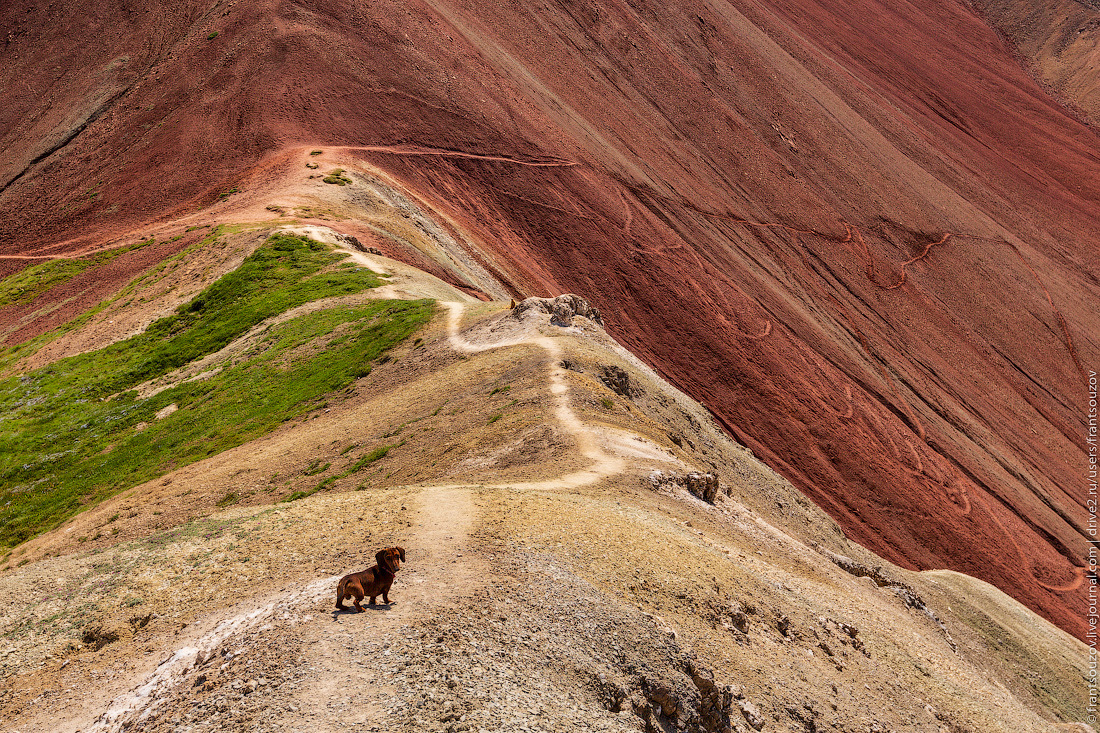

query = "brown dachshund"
[335, 547, 405, 612]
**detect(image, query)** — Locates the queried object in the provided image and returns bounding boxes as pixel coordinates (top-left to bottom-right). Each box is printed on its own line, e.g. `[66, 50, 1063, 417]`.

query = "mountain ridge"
[0, 0, 1096, 643]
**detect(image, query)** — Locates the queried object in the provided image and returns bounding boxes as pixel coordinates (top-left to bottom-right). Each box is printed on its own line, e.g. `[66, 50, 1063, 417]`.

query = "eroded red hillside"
[1, 0, 1096, 638]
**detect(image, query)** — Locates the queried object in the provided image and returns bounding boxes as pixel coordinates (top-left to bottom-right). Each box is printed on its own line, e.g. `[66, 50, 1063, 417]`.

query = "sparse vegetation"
[215, 491, 240, 508]
[348, 444, 392, 473]
[322, 169, 352, 186]
[285, 443, 395, 502]
[207, 31, 218, 40]
[309, 150, 323, 155]
[302, 460, 330, 476]
[0, 233, 432, 547]
[601, 396, 614, 409]
[489, 385, 511, 396]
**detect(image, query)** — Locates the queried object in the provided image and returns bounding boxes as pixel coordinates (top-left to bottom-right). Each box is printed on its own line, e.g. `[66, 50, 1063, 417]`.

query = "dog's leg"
[335, 580, 348, 610]
[336, 591, 347, 611]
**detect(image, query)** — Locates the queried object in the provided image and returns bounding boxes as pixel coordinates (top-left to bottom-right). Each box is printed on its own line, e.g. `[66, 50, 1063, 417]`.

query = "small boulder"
[600, 365, 639, 397]
[648, 470, 728, 504]
[737, 698, 766, 731]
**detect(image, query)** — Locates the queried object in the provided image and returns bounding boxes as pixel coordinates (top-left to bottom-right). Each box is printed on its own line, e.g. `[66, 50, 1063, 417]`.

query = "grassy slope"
[0, 239, 157, 310]
[0, 232, 432, 549]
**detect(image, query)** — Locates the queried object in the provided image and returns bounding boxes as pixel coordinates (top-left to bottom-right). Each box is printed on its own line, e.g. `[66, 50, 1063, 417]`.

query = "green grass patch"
[600, 396, 614, 409]
[322, 169, 352, 186]
[215, 491, 239, 508]
[0, 238, 157, 310]
[488, 413, 502, 424]
[489, 385, 510, 396]
[302, 460, 330, 476]
[0, 260, 90, 308]
[347, 445, 392, 473]
[0, 232, 432, 547]
[284, 443, 396, 502]
[0, 227, 238, 376]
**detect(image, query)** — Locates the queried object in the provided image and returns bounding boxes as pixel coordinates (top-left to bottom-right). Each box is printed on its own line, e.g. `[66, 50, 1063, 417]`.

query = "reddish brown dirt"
[0, 234, 197, 345]
[1, 0, 1097, 639]
[969, 0, 1100, 128]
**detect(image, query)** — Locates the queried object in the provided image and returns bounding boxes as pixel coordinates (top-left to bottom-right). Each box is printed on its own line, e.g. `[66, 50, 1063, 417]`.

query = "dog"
[335, 546, 405, 612]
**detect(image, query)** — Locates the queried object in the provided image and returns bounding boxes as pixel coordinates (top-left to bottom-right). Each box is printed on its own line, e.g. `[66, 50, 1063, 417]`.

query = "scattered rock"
[155, 403, 178, 420]
[813, 544, 955, 652]
[776, 615, 791, 637]
[128, 613, 153, 632]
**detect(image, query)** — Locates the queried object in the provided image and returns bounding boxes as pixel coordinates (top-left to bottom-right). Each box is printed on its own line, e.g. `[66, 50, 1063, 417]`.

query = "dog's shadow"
[331, 602, 396, 621]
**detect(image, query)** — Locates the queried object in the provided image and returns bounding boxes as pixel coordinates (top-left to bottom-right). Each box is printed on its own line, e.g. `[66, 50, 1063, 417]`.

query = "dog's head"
[376, 546, 404, 573]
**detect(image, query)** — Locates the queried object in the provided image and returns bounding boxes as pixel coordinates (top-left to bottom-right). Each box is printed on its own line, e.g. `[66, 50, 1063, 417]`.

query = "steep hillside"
[1, 0, 1097, 644]
[0, 225, 1090, 731]
[971, 0, 1100, 127]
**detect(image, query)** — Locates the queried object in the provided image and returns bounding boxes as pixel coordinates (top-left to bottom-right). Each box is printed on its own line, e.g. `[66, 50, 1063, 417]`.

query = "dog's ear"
[375, 549, 387, 567]
[396, 546, 406, 562]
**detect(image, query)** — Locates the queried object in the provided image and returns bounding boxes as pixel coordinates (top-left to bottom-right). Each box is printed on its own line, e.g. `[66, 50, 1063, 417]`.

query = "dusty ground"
[0, 268, 1090, 732]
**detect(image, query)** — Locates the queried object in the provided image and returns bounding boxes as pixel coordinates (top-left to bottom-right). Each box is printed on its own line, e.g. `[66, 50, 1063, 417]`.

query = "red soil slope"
[1, 0, 1097, 638]
[971, 0, 1100, 128]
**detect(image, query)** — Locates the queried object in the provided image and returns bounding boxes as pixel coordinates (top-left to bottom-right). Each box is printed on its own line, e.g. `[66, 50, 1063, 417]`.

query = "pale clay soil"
[0, 161, 1092, 733]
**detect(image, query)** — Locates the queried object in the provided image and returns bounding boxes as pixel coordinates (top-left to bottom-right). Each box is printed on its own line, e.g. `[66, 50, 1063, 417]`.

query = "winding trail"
[76, 298, 632, 733]
[441, 301, 625, 489]
[344, 144, 577, 167]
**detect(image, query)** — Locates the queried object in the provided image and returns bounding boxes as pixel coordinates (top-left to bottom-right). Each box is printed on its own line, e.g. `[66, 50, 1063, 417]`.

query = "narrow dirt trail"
[280, 486, 480, 731]
[79, 486, 480, 733]
[441, 300, 625, 489]
[73, 298, 633, 732]
[274, 301, 632, 729]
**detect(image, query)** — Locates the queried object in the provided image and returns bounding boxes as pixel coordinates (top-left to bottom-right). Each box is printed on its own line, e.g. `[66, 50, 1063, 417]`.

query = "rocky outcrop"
[510, 295, 603, 327]
[591, 646, 748, 733]
[599, 365, 639, 398]
[648, 470, 730, 504]
[815, 544, 956, 652]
